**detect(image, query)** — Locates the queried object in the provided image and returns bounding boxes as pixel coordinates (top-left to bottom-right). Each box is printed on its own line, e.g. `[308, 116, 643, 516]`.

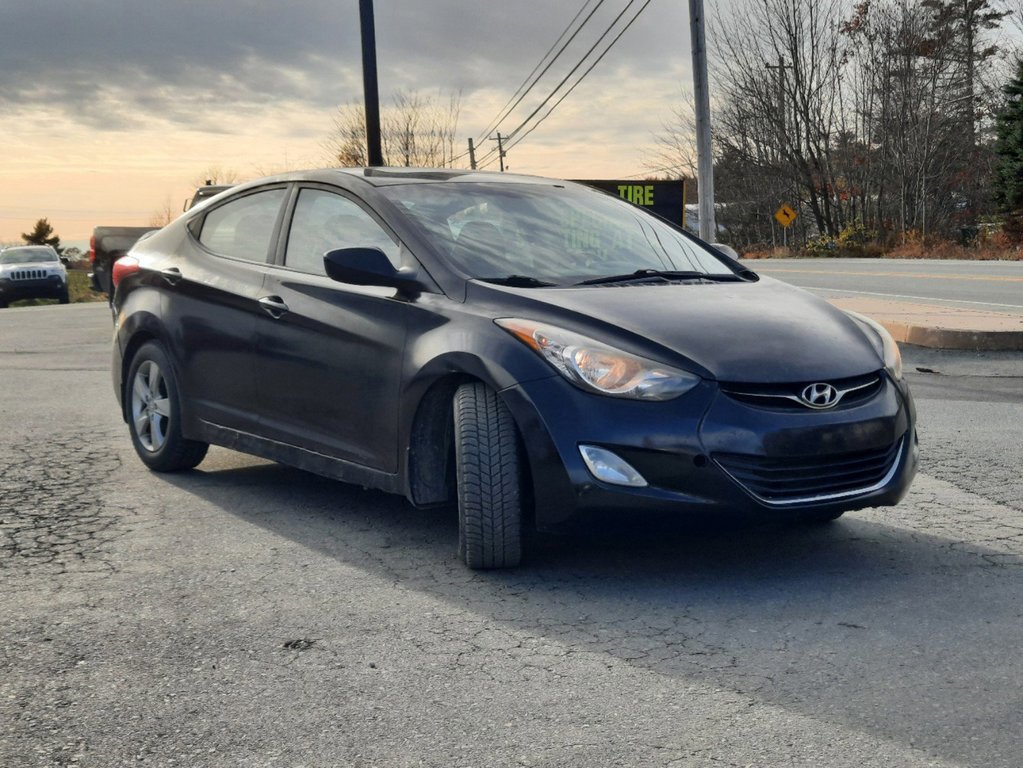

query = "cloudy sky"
[0, 0, 701, 245]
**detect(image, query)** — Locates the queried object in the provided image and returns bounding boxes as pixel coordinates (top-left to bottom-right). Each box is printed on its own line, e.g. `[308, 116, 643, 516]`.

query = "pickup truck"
[89, 227, 155, 297]
[186, 184, 232, 210]
[90, 186, 234, 298]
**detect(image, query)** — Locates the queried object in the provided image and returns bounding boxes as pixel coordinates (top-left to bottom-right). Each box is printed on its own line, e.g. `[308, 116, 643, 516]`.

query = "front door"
[253, 186, 409, 472]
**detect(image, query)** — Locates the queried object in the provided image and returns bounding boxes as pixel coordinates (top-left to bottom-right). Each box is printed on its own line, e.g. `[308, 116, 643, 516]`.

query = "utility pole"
[468, 138, 477, 170]
[359, 0, 384, 167]
[689, 0, 715, 242]
[491, 133, 507, 172]
[765, 57, 789, 137]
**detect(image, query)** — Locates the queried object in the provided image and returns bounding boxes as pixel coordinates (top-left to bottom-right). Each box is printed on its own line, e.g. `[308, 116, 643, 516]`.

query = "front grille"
[11, 269, 54, 281]
[713, 438, 903, 505]
[720, 372, 882, 411]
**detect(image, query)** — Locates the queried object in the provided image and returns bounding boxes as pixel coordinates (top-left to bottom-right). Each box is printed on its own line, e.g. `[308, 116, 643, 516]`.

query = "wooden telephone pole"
[689, 0, 715, 241]
[359, 0, 383, 167]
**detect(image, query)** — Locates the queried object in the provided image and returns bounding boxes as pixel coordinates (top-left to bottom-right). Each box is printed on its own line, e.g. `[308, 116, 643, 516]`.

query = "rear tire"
[126, 341, 208, 472]
[453, 382, 523, 569]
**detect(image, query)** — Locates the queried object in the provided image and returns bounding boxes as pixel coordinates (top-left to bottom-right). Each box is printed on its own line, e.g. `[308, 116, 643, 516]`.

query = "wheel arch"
[115, 311, 175, 425]
[405, 373, 471, 507]
[403, 353, 538, 518]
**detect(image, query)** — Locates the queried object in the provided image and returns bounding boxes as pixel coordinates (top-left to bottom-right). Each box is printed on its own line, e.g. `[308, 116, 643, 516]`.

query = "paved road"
[3, 303, 1023, 767]
[752, 258, 1023, 313]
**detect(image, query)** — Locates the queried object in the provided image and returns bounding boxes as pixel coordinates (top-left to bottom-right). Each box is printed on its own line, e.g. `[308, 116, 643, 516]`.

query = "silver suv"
[0, 246, 69, 308]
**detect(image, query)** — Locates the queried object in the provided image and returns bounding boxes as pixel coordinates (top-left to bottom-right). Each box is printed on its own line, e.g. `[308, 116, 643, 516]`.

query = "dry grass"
[884, 239, 1023, 260]
[741, 240, 1023, 261]
[5, 270, 106, 308]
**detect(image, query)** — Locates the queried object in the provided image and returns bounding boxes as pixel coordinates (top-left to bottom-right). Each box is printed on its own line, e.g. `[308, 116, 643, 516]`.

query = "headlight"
[846, 311, 902, 381]
[496, 318, 700, 400]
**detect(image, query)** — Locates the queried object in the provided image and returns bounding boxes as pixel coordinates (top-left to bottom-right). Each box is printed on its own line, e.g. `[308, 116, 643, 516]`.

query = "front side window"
[284, 188, 400, 275]
[198, 189, 286, 262]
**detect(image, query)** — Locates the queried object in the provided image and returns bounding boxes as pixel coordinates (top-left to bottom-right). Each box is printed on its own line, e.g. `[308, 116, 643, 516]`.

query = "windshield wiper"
[478, 275, 559, 288]
[574, 269, 741, 286]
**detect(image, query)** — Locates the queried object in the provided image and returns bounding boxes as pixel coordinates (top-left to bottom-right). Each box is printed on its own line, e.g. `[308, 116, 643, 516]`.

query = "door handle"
[258, 295, 289, 319]
[160, 267, 183, 285]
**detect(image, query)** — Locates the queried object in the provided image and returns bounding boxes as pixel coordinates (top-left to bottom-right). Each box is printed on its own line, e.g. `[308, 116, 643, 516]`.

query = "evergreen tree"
[922, 0, 1008, 145]
[993, 60, 1023, 240]
[21, 218, 62, 253]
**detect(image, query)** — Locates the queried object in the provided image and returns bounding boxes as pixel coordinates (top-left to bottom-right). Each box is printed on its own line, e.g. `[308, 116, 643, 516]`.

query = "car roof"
[238, 167, 570, 190]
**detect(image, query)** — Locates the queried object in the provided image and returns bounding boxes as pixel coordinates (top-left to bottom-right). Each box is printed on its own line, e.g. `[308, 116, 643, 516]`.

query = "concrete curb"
[876, 323, 1023, 352]
[827, 297, 1023, 352]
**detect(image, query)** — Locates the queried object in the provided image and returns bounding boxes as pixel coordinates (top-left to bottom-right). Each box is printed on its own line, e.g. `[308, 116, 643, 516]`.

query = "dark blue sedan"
[111, 168, 917, 568]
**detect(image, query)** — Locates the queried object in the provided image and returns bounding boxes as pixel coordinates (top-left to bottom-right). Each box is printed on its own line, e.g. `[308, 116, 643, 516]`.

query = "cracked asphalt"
[2, 303, 1022, 768]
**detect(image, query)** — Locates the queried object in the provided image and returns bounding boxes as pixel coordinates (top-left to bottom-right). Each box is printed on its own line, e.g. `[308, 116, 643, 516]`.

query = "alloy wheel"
[131, 360, 171, 452]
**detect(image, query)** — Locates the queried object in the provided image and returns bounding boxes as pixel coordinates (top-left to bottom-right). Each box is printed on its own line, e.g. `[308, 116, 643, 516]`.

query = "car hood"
[474, 276, 884, 383]
[0, 261, 63, 271]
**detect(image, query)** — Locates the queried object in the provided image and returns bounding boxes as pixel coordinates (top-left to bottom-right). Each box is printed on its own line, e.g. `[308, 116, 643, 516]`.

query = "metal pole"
[689, 0, 716, 241]
[359, 0, 384, 167]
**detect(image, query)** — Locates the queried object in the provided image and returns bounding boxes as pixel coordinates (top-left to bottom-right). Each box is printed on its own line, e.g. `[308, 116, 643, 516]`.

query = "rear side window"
[198, 189, 286, 262]
[284, 188, 400, 275]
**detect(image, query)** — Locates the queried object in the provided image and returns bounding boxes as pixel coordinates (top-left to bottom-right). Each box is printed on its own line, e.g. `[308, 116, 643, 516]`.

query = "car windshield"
[0, 247, 58, 265]
[378, 181, 735, 285]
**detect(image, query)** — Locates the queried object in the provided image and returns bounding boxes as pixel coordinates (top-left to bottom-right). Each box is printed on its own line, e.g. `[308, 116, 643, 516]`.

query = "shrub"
[801, 224, 879, 258]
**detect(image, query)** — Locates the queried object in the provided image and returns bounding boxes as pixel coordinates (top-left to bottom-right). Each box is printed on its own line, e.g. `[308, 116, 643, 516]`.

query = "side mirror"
[323, 247, 422, 292]
[711, 243, 741, 261]
[59, 256, 70, 266]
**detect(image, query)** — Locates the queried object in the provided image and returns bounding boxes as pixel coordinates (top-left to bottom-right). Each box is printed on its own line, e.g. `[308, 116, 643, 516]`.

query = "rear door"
[164, 186, 287, 433]
[253, 185, 409, 471]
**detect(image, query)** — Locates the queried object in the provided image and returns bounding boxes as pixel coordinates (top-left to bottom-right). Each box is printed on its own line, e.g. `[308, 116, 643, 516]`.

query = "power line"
[505, 0, 639, 142]
[505, 0, 652, 154]
[479, 0, 652, 168]
[476, 0, 599, 142]
[475, 0, 605, 144]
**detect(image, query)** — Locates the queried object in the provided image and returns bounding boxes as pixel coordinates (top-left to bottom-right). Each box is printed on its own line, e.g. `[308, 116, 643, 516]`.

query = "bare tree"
[148, 197, 175, 227]
[709, 0, 851, 239]
[644, 88, 700, 179]
[843, 0, 1002, 238]
[653, 0, 1010, 247]
[325, 89, 464, 168]
[328, 103, 369, 167]
[191, 165, 241, 188]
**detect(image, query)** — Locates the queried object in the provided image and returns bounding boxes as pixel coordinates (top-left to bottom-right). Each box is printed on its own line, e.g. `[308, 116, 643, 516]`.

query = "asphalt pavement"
[3, 303, 1023, 768]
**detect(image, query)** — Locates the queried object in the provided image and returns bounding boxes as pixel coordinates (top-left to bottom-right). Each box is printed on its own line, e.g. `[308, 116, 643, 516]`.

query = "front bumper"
[0, 276, 67, 302]
[502, 373, 918, 531]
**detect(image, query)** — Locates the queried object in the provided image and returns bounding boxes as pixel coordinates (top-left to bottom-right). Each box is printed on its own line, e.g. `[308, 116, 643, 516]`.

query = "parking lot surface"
[2, 303, 1022, 767]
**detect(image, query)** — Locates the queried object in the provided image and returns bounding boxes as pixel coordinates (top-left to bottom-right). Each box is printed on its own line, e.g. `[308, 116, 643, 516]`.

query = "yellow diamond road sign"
[775, 203, 797, 228]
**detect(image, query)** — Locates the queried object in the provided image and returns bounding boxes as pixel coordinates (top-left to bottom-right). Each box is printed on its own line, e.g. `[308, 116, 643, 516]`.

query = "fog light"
[579, 445, 647, 487]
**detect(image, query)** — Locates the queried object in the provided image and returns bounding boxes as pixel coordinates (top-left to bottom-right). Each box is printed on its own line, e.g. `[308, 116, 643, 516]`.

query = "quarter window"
[198, 189, 286, 262]
[284, 189, 400, 275]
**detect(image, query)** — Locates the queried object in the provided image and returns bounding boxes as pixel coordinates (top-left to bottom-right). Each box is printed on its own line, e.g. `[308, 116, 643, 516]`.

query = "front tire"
[126, 342, 208, 472]
[58, 287, 70, 304]
[453, 382, 523, 569]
